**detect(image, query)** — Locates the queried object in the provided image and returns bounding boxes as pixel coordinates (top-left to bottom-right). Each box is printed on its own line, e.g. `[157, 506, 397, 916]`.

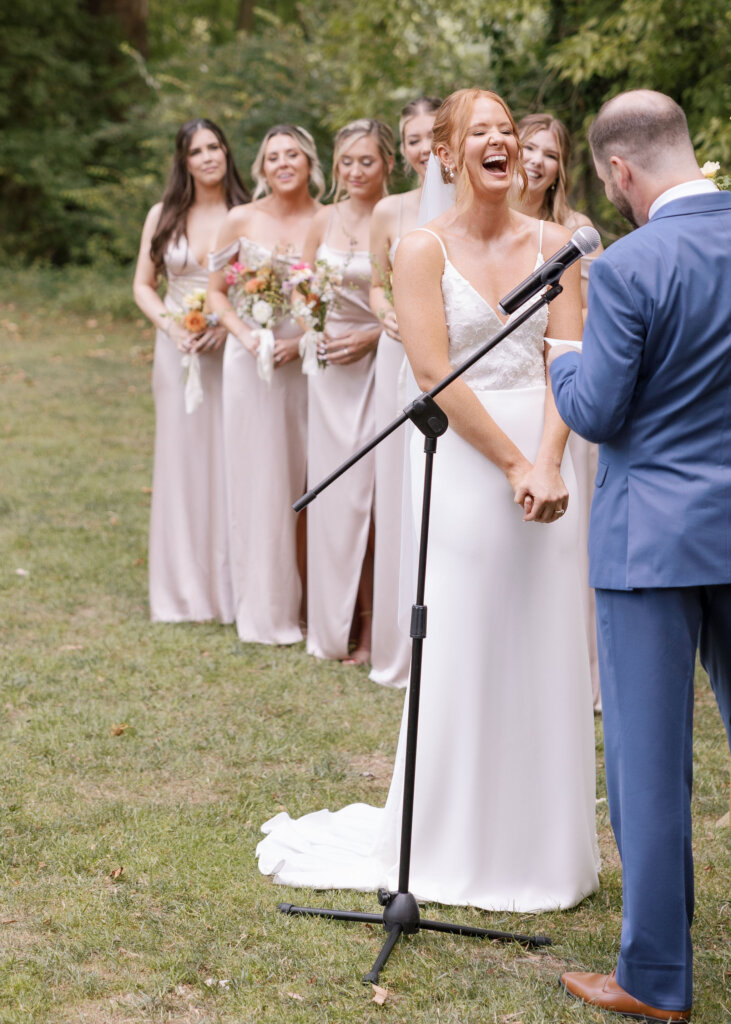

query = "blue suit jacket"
[550, 191, 731, 590]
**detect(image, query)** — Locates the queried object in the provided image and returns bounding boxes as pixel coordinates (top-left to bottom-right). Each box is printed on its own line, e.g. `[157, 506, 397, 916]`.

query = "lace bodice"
[421, 228, 548, 392]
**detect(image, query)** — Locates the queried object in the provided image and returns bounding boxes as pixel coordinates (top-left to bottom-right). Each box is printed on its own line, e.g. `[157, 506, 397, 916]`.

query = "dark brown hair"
[150, 118, 250, 278]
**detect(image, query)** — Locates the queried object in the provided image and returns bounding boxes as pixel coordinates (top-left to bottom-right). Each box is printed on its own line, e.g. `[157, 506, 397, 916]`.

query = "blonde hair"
[431, 88, 527, 209]
[517, 113, 572, 225]
[331, 119, 395, 202]
[251, 124, 326, 201]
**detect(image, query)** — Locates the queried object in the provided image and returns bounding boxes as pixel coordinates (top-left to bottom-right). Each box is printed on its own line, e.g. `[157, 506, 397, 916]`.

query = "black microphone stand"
[278, 282, 564, 985]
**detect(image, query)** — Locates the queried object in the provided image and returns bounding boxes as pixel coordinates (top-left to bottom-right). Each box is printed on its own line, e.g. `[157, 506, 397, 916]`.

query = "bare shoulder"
[144, 201, 164, 231]
[542, 219, 573, 249]
[224, 203, 254, 231]
[564, 208, 594, 232]
[393, 227, 446, 290]
[395, 224, 443, 262]
[309, 204, 332, 231]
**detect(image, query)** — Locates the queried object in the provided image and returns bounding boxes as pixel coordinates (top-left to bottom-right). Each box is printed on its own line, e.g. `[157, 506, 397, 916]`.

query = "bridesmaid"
[133, 118, 249, 623]
[512, 113, 604, 312]
[207, 125, 324, 645]
[303, 119, 395, 665]
[512, 112, 604, 710]
[368, 96, 441, 689]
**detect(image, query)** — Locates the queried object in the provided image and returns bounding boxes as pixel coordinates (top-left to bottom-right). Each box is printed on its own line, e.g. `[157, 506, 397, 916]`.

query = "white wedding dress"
[257, 224, 600, 912]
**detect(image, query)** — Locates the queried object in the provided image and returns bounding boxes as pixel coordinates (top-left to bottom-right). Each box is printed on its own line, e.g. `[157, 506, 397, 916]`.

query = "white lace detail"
[418, 228, 548, 392]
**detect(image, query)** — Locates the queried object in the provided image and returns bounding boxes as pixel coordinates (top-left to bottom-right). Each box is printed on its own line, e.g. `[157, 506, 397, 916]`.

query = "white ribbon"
[181, 353, 203, 414]
[299, 329, 322, 376]
[254, 328, 275, 384]
[544, 337, 583, 350]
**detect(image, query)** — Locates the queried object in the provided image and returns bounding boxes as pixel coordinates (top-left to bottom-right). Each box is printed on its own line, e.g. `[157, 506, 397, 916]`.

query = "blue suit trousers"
[595, 585, 731, 1011]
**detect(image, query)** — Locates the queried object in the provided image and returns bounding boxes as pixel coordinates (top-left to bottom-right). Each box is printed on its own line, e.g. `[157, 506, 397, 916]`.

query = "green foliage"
[545, 0, 731, 232]
[0, 0, 153, 265]
[2, 0, 730, 265]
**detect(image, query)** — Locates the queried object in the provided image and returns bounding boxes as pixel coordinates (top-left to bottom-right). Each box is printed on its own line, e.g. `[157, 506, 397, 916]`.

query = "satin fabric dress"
[149, 236, 234, 623]
[258, 225, 600, 911]
[209, 238, 307, 645]
[305, 231, 381, 660]
[369, 219, 412, 689]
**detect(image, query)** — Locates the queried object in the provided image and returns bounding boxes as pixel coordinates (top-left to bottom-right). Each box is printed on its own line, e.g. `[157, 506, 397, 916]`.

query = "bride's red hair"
[432, 88, 528, 208]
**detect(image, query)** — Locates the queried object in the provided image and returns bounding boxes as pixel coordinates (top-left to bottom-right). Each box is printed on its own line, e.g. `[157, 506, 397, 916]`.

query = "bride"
[257, 88, 599, 912]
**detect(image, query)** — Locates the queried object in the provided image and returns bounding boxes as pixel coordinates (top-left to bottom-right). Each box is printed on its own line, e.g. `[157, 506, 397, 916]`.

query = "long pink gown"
[209, 238, 307, 645]
[149, 236, 234, 623]
[369, 223, 412, 688]
[306, 226, 381, 660]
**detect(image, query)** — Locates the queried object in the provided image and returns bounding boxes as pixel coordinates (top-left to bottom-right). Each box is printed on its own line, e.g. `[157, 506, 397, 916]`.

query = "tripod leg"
[362, 923, 403, 986]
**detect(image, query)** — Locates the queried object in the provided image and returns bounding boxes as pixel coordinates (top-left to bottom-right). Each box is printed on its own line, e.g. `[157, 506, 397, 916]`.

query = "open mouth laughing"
[483, 154, 508, 174]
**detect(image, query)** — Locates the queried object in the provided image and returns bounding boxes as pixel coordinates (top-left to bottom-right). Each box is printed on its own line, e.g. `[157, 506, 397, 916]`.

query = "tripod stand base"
[278, 893, 551, 985]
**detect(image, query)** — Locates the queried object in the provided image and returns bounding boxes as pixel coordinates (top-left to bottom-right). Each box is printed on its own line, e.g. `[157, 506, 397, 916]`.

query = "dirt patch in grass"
[348, 752, 395, 785]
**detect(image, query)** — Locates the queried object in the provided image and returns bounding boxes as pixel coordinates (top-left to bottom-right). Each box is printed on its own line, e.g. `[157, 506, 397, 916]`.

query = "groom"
[548, 90, 731, 1022]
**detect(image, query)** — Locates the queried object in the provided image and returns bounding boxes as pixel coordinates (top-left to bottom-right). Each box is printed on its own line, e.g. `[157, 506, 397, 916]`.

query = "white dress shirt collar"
[648, 178, 719, 220]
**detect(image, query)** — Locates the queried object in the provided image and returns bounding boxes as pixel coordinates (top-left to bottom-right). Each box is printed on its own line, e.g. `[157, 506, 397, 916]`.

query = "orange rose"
[244, 278, 265, 294]
[184, 310, 207, 333]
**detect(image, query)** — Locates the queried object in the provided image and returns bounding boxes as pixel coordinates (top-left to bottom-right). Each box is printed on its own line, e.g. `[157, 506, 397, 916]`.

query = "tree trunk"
[87, 0, 149, 56]
[237, 0, 255, 32]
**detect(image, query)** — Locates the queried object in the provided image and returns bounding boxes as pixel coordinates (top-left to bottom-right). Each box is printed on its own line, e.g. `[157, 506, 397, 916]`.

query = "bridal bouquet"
[284, 260, 343, 374]
[225, 254, 287, 383]
[168, 289, 220, 414]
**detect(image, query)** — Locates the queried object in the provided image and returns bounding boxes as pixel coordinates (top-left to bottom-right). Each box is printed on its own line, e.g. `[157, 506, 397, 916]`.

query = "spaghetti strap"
[415, 227, 448, 260]
[538, 219, 544, 256]
[396, 196, 404, 239]
[324, 208, 336, 245]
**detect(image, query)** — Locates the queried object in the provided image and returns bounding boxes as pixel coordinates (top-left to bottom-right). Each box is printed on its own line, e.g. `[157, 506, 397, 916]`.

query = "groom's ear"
[609, 155, 632, 190]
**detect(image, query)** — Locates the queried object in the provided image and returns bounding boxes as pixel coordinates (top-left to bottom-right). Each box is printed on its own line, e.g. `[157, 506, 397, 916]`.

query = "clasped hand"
[317, 329, 377, 366]
[512, 461, 569, 523]
[240, 330, 299, 368]
[172, 323, 227, 354]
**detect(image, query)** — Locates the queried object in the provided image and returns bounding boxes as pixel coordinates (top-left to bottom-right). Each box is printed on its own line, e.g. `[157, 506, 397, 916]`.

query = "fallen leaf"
[109, 866, 124, 881]
[1, 918, 18, 925]
[286, 992, 304, 1001]
[15, 568, 29, 577]
[58, 643, 83, 652]
[86, 319, 98, 328]
[371, 984, 389, 1005]
[110, 723, 128, 736]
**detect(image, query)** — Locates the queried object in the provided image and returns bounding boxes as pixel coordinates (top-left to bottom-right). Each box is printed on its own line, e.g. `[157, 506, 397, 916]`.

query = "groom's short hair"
[589, 90, 693, 171]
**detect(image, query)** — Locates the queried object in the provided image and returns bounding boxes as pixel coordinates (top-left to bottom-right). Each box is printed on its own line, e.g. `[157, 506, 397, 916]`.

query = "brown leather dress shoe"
[560, 970, 691, 1022]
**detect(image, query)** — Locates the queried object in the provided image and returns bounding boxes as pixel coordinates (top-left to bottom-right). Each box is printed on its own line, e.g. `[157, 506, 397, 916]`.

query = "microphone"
[498, 226, 601, 315]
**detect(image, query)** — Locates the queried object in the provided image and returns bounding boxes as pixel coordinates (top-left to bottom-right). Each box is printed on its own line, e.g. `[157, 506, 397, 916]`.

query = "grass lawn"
[0, 266, 729, 1023]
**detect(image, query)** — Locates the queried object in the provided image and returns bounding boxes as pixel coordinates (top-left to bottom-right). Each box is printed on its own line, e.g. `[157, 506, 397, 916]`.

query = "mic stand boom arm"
[284, 283, 564, 985]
